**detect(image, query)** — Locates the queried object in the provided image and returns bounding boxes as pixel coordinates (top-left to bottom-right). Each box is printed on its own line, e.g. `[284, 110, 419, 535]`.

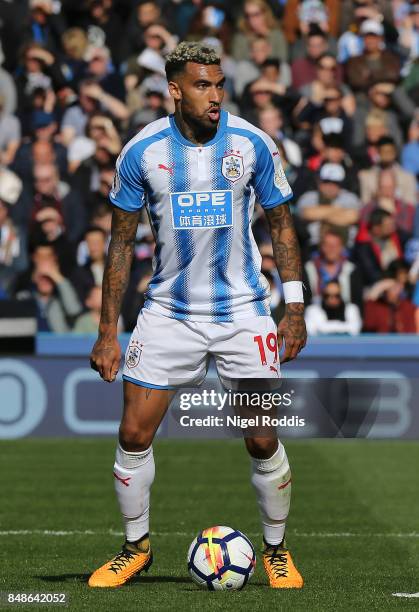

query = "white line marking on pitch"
[0, 530, 419, 538]
[392, 593, 419, 598]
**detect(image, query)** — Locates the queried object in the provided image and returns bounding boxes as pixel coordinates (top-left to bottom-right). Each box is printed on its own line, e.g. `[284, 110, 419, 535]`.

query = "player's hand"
[90, 333, 121, 382]
[277, 303, 307, 363]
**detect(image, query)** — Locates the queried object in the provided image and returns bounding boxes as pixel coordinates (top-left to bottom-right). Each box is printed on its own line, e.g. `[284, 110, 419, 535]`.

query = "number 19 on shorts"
[254, 333, 278, 366]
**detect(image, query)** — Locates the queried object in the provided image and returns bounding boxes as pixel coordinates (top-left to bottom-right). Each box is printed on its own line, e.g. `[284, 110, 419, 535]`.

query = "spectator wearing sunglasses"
[305, 280, 362, 335]
[232, 0, 288, 62]
[296, 81, 354, 151]
[298, 54, 355, 118]
[304, 229, 364, 310]
[352, 81, 416, 150]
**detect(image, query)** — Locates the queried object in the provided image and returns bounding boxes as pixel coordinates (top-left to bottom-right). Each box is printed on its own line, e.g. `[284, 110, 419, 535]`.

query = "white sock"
[250, 441, 292, 546]
[113, 444, 155, 543]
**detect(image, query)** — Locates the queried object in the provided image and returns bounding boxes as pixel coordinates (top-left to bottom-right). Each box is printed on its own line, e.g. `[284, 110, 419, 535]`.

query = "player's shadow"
[130, 576, 191, 584]
[35, 574, 90, 583]
[36, 574, 190, 584]
[180, 583, 267, 592]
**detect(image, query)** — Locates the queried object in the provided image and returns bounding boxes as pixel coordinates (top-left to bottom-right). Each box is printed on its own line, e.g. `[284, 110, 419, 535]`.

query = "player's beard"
[193, 111, 218, 134]
[181, 102, 220, 138]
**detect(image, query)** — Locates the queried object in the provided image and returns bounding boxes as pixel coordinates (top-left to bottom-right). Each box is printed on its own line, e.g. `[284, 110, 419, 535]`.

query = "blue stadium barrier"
[36, 332, 419, 358]
[1, 334, 418, 440]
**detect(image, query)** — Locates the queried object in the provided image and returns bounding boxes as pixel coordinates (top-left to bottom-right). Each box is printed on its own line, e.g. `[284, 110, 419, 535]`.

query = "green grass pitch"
[0, 438, 418, 611]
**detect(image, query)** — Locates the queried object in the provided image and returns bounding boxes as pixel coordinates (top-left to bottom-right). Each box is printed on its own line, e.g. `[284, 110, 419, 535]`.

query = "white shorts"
[122, 309, 280, 389]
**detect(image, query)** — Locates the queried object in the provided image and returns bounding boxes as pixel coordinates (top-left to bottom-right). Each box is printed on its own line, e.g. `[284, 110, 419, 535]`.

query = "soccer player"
[89, 42, 307, 589]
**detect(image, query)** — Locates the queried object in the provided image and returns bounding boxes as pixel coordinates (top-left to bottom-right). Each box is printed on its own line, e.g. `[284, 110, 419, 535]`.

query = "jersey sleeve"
[252, 135, 293, 210]
[109, 143, 145, 212]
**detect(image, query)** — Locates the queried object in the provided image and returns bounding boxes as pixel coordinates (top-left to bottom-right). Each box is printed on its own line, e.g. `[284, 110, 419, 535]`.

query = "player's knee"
[245, 437, 278, 459]
[119, 423, 154, 452]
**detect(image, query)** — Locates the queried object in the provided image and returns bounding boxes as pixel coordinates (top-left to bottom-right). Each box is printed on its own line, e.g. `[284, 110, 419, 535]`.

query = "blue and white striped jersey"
[110, 110, 292, 322]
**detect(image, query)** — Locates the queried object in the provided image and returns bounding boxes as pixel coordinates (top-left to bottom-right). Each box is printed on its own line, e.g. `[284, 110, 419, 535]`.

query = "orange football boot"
[88, 538, 153, 588]
[262, 539, 303, 589]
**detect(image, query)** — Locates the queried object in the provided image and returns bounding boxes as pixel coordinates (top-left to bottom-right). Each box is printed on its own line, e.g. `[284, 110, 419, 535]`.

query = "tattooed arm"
[265, 203, 307, 363]
[90, 207, 140, 382]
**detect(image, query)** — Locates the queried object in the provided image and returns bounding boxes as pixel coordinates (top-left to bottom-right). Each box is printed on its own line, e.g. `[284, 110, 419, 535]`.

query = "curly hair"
[165, 42, 221, 81]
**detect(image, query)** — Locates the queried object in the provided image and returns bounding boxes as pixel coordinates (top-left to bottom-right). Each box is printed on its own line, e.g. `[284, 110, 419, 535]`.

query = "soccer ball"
[187, 526, 256, 590]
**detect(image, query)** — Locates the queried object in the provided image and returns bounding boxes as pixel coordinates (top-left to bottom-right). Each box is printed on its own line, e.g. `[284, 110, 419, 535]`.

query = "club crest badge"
[221, 153, 244, 183]
[126, 342, 142, 369]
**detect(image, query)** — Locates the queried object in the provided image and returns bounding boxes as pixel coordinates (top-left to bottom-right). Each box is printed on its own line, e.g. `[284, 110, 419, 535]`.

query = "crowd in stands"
[0, 0, 419, 336]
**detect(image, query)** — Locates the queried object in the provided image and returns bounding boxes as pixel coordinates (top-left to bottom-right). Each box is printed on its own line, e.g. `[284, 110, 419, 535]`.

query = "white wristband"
[282, 281, 304, 304]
